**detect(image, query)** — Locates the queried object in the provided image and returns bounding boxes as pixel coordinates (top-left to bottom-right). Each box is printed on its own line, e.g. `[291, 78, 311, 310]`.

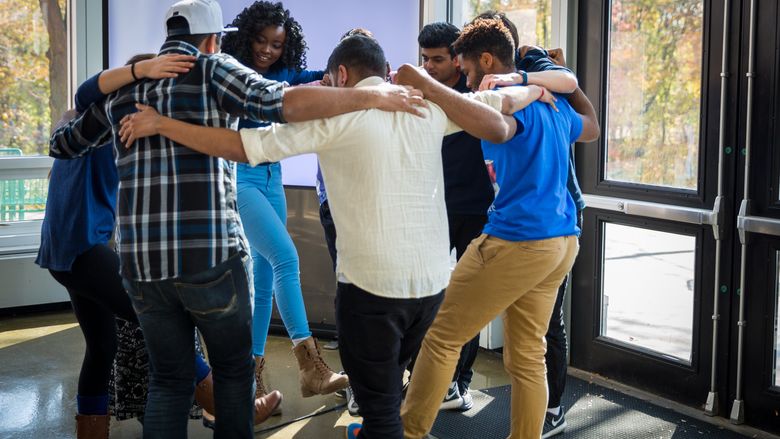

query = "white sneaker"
[439, 381, 465, 410]
[345, 386, 360, 416]
[460, 387, 474, 411]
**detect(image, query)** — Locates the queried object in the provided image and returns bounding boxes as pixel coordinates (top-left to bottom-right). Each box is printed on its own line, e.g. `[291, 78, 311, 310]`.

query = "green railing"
[0, 148, 48, 222]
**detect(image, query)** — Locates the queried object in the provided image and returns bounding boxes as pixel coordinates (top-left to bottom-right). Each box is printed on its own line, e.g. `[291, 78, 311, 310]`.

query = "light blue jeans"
[237, 162, 311, 356]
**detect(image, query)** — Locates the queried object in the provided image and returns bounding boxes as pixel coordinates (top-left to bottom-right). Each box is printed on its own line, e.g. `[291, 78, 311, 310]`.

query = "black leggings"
[49, 244, 138, 397]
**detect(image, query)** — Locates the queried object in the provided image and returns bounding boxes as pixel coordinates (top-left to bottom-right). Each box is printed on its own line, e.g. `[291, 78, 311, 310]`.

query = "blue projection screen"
[108, 0, 420, 187]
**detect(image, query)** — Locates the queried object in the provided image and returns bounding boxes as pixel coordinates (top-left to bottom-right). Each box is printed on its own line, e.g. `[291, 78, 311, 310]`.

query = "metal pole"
[730, 0, 758, 425]
[704, 0, 731, 417]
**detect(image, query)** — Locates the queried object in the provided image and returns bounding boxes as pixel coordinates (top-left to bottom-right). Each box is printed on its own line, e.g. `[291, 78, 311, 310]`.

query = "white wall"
[107, 0, 421, 187]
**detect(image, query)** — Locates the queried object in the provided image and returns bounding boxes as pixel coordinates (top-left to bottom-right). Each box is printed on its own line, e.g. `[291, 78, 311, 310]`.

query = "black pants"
[319, 200, 338, 271]
[546, 213, 583, 408]
[407, 214, 486, 392]
[546, 274, 569, 409]
[336, 283, 444, 439]
[48, 244, 138, 397]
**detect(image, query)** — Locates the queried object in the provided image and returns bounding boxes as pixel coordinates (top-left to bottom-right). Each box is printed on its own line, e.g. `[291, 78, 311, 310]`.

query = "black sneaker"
[541, 407, 567, 438]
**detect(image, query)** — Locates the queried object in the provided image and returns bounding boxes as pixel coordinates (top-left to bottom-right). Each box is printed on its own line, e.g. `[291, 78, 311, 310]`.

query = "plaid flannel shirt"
[50, 41, 286, 281]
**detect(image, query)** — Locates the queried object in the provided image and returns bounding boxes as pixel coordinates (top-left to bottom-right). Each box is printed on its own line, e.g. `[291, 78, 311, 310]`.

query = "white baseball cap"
[165, 0, 238, 36]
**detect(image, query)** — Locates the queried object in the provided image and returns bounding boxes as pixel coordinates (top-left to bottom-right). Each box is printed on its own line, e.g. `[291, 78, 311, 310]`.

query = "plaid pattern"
[50, 41, 286, 281]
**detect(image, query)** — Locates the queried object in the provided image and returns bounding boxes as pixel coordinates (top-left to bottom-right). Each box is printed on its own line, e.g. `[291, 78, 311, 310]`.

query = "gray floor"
[0, 310, 509, 438]
[1, 310, 776, 439]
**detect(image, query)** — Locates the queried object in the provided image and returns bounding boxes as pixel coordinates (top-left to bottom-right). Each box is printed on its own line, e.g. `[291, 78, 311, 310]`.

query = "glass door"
[572, 0, 780, 433]
[730, 0, 780, 432]
[570, 0, 736, 410]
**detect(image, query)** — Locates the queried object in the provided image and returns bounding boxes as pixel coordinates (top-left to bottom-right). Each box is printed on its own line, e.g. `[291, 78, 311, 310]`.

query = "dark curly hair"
[453, 18, 516, 67]
[221, 1, 308, 72]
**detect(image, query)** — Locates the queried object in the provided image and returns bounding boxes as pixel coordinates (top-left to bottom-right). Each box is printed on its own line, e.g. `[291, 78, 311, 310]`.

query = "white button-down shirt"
[240, 76, 499, 299]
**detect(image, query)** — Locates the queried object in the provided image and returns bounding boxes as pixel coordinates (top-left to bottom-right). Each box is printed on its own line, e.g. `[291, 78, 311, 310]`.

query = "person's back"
[104, 44, 282, 280]
[482, 96, 581, 242]
[313, 78, 453, 297]
[53, 34, 286, 281]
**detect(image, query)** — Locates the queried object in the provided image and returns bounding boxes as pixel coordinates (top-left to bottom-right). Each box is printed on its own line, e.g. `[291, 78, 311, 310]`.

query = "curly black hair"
[221, 1, 308, 72]
[453, 18, 516, 67]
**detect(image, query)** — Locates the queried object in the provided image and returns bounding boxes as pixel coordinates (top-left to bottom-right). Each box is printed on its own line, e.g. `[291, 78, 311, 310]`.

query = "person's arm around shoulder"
[118, 104, 246, 162]
[210, 55, 427, 125]
[394, 64, 515, 143]
[479, 85, 558, 114]
[118, 104, 341, 165]
[95, 54, 196, 94]
[546, 48, 600, 142]
[74, 55, 195, 113]
[49, 104, 112, 159]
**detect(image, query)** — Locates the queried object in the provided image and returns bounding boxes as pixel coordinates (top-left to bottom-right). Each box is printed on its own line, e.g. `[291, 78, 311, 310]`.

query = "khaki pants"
[401, 234, 579, 439]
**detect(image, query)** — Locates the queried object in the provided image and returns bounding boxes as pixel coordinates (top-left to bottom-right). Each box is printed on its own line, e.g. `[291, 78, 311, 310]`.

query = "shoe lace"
[309, 344, 333, 376]
[255, 368, 268, 395]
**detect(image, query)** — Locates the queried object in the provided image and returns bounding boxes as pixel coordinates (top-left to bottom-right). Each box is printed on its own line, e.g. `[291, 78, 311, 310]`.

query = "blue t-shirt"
[482, 96, 582, 241]
[36, 73, 118, 271]
[517, 47, 586, 213]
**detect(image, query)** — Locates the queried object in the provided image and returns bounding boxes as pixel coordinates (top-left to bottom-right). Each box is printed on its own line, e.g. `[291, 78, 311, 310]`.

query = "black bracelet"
[130, 62, 139, 81]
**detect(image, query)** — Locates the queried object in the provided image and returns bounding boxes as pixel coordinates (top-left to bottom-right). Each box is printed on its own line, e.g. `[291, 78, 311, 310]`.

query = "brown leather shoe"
[75, 414, 110, 439]
[255, 355, 282, 416]
[254, 390, 283, 429]
[201, 390, 283, 431]
[194, 371, 216, 415]
[293, 337, 350, 397]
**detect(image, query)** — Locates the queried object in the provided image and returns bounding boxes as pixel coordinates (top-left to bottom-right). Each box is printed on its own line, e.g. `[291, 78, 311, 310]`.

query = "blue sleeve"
[562, 99, 584, 143]
[511, 108, 528, 138]
[290, 69, 325, 85]
[74, 73, 107, 113]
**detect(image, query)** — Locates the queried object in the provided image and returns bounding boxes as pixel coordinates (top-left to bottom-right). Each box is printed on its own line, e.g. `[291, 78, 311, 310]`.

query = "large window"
[0, 0, 67, 223]
[601, 223, 696, 363]
[605, 0, 704, 190]
[452, 0, 552, 48]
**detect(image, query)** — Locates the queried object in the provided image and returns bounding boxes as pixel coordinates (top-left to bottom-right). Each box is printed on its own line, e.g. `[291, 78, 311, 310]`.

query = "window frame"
[0, 0, 104, 255]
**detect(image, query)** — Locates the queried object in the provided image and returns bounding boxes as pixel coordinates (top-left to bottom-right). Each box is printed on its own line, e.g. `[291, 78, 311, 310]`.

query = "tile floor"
[0, 310, 509, 438]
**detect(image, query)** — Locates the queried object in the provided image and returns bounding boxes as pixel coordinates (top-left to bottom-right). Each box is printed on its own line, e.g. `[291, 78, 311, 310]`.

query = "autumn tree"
[0, 0, 67, 156]
[467, 0, 552, 48]
[606, 0, 703, 189]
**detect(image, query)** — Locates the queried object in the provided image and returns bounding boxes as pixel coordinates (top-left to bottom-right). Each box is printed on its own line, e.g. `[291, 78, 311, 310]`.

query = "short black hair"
[453, 18, 516, 67]
[165, 16, 220, 48]
[473, 11, 520, 49]
[326, 35, 387, 81]
[418, 22, 460, 57]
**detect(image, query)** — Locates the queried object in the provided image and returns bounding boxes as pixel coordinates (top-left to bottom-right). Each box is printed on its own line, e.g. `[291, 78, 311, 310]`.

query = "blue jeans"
[123, 252, 255, 439]
[237, 162, 311, 356]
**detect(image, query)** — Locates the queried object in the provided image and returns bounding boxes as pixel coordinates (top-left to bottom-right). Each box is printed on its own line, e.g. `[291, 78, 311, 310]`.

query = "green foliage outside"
[0, 0, 67, 157]
[467, 0, 552, 48]
[606, 0, 703, 189]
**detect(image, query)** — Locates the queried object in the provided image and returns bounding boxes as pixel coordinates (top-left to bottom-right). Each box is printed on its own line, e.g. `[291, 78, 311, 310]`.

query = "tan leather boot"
[254, 356, 282, 416]
[254, 390, 283, 430]
[75, 414, 109, 439]
[203, 391, 283, 431]
[194, 371, 216, 415]
[292, 337, 350, 397]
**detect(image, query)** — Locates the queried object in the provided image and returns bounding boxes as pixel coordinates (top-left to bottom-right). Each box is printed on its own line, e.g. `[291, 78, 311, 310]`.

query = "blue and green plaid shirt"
[50, 41, 286, 281]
